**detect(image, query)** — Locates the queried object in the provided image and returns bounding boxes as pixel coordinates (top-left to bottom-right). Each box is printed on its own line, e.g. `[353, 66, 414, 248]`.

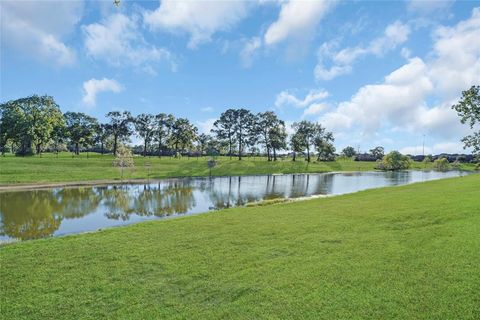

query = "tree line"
[1, 86, 478, 161]
[0, 95, 342, 162]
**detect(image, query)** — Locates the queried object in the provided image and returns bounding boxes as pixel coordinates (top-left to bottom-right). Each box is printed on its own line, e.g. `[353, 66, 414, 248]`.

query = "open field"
[1, 174, 479, 319]
[0, 152, 476, 185]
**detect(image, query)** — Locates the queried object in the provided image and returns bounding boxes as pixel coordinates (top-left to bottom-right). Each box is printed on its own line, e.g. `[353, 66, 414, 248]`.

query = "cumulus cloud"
[144, 0, 250, 49]
[82, 78, 123, 107]
[1, 0, 83, 65]
[302, 103, 328, 118]
[317, 8, 480, 150]
[315, 20, 411, 80]
[429, 7, 480, 99]
[264, 0, 336, 46]
[83, 13, 176, 72]
[275, 89, 329, 109]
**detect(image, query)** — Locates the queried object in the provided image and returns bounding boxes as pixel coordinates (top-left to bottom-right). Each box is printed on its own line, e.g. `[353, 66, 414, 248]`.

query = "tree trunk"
[306, 146, 310, 162]
[238, 138, 242, 160]
[75, 142, 79, 155]
[143, 140, 147, 157]
[113, 135, 118, 156]
[292, 151, 296, 161]
[273, 148, 277, 161]
[266, 147, 271, 161]
[101, 142, 104, 155]
[158, 136, 162, 158]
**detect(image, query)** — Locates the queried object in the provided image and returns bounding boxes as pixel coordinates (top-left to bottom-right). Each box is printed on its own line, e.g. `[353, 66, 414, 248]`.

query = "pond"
[0, 170, 471, 241]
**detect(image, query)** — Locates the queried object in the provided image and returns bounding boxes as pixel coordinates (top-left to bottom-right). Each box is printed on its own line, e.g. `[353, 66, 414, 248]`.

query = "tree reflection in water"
[0, 170, 452, 241]
[101, 182, 196, 220]
[0, 187, 100, 240]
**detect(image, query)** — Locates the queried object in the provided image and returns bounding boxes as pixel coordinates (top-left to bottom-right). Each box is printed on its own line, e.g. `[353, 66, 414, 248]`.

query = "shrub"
[376, 151, 411, 171]
[113, 145, 134, 168]
[433, 157, 450, 171]
[422, 156, 432, 166]
[451, 160, 461, 169]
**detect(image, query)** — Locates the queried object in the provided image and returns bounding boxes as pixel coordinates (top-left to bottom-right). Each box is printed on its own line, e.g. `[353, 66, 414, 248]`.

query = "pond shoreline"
[0, 171, 473, 242]
[1, 169, 475, 192]
[0, 171, 340, 192]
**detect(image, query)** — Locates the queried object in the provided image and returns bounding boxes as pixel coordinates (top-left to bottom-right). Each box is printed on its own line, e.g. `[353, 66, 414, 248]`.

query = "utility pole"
[422, 134, 425, 157]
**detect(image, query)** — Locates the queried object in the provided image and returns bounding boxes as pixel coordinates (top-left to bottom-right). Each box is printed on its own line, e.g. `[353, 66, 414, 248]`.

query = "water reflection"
[0, 170, 471, 241]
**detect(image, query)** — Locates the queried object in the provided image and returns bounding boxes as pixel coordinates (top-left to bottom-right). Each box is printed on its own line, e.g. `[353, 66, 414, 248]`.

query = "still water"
[0, 170, 471, 241]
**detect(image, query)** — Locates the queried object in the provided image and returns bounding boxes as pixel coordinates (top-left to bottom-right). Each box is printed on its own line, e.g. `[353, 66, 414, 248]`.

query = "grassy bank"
[1, 174, 479, 319]
[0, 152, 476, 184]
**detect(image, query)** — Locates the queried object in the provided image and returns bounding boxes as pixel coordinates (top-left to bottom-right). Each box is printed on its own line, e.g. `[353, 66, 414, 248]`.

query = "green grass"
[0, 152, 476, 184]
[1, 174, 479, 319]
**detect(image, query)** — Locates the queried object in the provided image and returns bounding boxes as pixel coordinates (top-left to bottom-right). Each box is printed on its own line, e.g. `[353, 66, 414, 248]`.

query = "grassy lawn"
[0, 152, 476, 184]
[1, 174, 479, 319]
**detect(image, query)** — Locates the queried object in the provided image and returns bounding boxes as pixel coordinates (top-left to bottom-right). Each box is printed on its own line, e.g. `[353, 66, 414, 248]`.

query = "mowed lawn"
[0, 152, 476, 184]
[1, 175, 479, 319]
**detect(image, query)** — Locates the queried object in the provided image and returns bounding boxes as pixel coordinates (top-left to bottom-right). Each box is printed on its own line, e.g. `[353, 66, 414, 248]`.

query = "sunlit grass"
[1, 175, 479, 319]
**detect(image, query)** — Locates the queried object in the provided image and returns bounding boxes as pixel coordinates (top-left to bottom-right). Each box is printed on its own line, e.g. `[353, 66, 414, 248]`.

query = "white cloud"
[317, 8, 480, 147]
[144, 0, 250, 49]
[83, 13, 176, 72]
[429, 7, 480, 99]
[319, 57, 435, 134]
[264, 0, 336, 46]
[320, 112, 353, 132]
[197, 118, 216, 134]
[407, 0, 453, 14]
[275, 89, 329, 109]
[302, 103, 328, 118]
[1, 0, 83, 65]
[240, 37, 261, 67]
[82, 78, 123, 107]
[315, 20, 411, 80]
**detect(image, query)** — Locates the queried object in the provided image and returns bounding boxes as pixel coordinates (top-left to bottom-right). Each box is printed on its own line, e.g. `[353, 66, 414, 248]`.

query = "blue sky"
[1, 0, 479, 154]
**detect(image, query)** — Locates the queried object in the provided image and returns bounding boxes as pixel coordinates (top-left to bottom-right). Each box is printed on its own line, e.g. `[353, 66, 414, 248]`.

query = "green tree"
[290, 131, 304, 161]
[422, 155, 432, 168]
[212, 109, 236, 159]
[0, 95, 64, 155]
[377, 151, 411, 171]
[256, 111, 283, 161]
[134, 113, 155, 157]
[64, 112, 98, 155]
[291, 121, 317, 162]
[369, 146, 385, 160]
[451, 85, 480, 156]
[269, 123, 287, 161]
[154, 113, 175, 157]
[433, 157, 450, 171]
[105, 111, 133, 156]
[169, 118, 198, 154]
[341, 146, 356, 158]
[94, 123, 110, 155]
[232, 109, 256, 160]
[314, 130, 335, 161]
[197, 133, 210, 155]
